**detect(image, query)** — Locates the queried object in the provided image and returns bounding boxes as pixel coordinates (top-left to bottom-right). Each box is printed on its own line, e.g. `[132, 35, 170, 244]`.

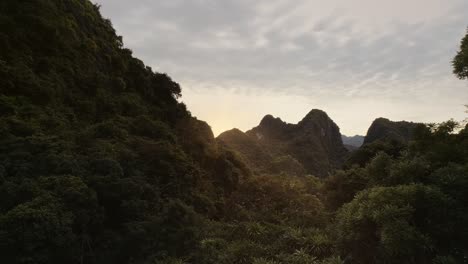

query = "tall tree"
[453, 28, 468, 79]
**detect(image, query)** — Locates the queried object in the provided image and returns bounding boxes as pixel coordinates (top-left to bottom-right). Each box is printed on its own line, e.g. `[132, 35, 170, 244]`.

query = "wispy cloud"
[94, 0, 468, 135]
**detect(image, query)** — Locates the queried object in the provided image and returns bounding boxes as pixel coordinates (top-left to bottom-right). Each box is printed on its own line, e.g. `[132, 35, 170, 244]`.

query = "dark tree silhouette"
[453, 28, 468, 79]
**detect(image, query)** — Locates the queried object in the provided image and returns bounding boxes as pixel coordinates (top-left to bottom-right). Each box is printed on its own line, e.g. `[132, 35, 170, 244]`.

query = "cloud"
[93, 0, 468, 135]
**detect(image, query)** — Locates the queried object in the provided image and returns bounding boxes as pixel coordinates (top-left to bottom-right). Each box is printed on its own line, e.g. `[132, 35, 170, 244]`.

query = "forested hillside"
[1, 1, 467, 263]
[0, 1, 248, 263]
[218, 110, 348, 177]
[363, 118, 420, 145]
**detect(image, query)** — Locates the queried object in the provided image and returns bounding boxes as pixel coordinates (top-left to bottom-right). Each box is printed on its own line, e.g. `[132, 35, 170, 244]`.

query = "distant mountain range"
[1, 1, 464, 262]
[341, 135, 364, 150]
[219, 112, 420, 177]
[218, 110, 348, 177]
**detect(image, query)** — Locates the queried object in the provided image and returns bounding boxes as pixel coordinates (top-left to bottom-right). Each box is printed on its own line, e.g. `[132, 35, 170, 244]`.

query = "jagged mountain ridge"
[218, 109, 348, 177]
[2, 0, 467, 263]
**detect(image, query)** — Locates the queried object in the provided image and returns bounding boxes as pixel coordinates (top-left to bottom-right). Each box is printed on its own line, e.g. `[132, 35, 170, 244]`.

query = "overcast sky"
[94, 0, 468, 136]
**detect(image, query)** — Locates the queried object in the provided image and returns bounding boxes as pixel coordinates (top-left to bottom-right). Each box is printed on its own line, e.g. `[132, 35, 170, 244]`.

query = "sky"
[94, 0, 468, 136]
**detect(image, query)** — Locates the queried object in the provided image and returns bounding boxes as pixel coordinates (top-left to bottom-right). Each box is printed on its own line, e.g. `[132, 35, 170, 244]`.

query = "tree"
[335, 185, 456, 264]
[453, 28, 468, 79]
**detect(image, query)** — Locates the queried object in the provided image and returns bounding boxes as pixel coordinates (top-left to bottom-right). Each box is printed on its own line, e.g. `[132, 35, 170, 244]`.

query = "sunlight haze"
[94, 0, 468, 136]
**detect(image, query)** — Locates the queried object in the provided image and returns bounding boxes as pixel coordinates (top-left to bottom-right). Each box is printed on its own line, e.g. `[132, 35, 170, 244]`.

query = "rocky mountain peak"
[300, 109, 330, 123]
[259, 114, 286, 128]
[364, 118, 420, 144]
[219, 109, 348, 177]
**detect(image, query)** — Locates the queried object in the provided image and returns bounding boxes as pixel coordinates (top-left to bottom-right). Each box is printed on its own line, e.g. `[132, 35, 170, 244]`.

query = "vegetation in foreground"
[0, 1, 467, 263]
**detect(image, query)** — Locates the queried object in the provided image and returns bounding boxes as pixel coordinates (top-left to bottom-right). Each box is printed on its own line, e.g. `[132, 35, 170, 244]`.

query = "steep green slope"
[0, 1, 247, 263]
[363, 118, 420, 145]
[2, 1, 467, 264]
[218, 128, 277, 172]
[217, 128, 306, 176]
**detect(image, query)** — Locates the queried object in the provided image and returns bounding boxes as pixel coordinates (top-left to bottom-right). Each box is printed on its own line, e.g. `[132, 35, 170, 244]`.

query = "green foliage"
[226, 175, 326, 226]
[1, 1, 468, 263]
[433, 256, 459, 264]
[363, 118, 420, 145]
[0, 195, 77, 263]
[322, 167, 369, 210]
[0, 0, 247, 263]
[453, 28, 468, 79]
[320, 256, 344, 264]
[331, 120, 468, 263]
[192, 173, 336, 264]
[335, 184, 454, 263]
[344, 139, 406, 168]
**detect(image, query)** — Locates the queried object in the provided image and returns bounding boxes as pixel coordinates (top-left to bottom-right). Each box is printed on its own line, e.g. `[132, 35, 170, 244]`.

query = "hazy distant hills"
[341, 135, 364, 150]
[219, 114, 422, 177]
[218, 109, 348, 177]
